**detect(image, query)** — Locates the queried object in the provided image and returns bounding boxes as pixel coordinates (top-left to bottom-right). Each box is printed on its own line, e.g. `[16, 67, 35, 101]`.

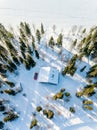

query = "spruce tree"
[41, 23, 44, 34]
[49, 36, 54, 47]
[35, 50, 39, 59]
[26, 54, 36, 67]
[24, 22, 31, 37]
[32, 35, 35, 50]
[36, 29, 41, 43]
[12, 56, 20, 66]
[57, 33, 63, 47]
[7, 60, 17, 70]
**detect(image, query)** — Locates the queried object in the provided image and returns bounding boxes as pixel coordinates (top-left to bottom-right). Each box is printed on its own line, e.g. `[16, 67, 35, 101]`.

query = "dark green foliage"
[4, 89, 16, 95]
[32, 35, 35, 50]
[36, 29, 41, 43]
[24, 22, 31, 37]
[36, 106, 42, 112]
[7, 60, 17, 70]
[19, 38, 26, 53]
[0, 45, 9, 64]
[43, 109, 54, 119]
[0, 73, 7, 78]
[53, 92, 64, 100]
[72, 39, 77, 47]
[21, 51, 26, 59]
[83, 100, 93, 105]
[82, 28, 86, 33]
[23, 60, 31, 70]
[65, 92, 70, 97]
[26, 54, 36, 68]
[47, 110, 54, 119]
[69, 107, 75, 113]
[12, 56, 20, 66]
[83, 105, 93, 110]
[83, 84, 95, 96]
[62, 54, 78, 76]
[5, 40, 17, 56]
[62, 67, 68, 75]
[76, 91, 83, 97]
[35, 50, 39, 59]
[87, 64, 97, 78]
[0, 63, 7, 73]
[0, 121, 4, 129]
[5, 81, 15, 88]
[56, 33, 63, 47]
[0, 23, 14, 41]
[0, 53, 8, 62]
[41, 23, 44, 34]
[19, 22, 28, 42]
[76, 84, 95, 97]
[30, 119, 38, 129]
[79, 27, 97, 60]
[49, 36, 55, 47]
[19, 56, 23, 63]
[3, 112, 19, 122]
[43, 110, 48, 116]
[4, 65, 14, 73]
[26, 44, 33, 54]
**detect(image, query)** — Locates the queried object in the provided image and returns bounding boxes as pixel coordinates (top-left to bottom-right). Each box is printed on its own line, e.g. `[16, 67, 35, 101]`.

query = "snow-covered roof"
[38, 67, 59, 84]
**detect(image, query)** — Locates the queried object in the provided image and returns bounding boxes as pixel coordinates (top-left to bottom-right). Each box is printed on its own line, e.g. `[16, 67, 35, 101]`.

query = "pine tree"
[7, 60, 17, 70]
[24, 22, 31, 37]
[36, 29, 41, 43]
[62, 54, 78, 76]
[49, 36, 55, 47]
[87, 64, 97, 78]
[5, 40, 17, 56]
[23, 60, 31, 70]
[26, 54, 36, 67]
[32, 35, 35, 50]
[26, 44, 33, 54]
[57, 33, 63, 47]
[12, 56, 20, 66]
[41, 23, 44, 34]
[35, 50, 39, 59]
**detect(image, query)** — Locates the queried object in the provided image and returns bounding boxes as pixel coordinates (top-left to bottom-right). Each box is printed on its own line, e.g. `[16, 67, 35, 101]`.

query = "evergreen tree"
[41, 23, 44, 34]
[57, 33, 63, 47]
[35, 50, 39, 59]
[26, 44, 33, 54]
[87, 64, 97, 78]
[26, 54, 36, 67]
[12, 56, 20, 66]
[7, 60, 17, 70]
[36, 29, 41, 43]
[62, 54, 78, 76]
[72, 39, 77, 47]
[32, 35, 35, 50]
[24, 22, 31, 37]
[23, 60, 31, 70]
[5, 40, 17, 56]
[4, 65, 14, 73]
[49, 36, 55, 47]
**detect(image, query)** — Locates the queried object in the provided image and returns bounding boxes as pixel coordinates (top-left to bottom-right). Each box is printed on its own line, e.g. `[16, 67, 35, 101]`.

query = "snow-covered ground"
[0, 0, 97, 28]
[0, 32, 97, 129]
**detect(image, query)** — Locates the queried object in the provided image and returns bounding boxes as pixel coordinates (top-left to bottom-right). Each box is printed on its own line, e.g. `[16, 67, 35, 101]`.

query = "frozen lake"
[0, 0, 97, 27]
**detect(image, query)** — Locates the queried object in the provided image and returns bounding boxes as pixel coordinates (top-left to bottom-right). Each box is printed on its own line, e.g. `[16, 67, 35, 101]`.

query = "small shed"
[38, 67, 59, 84]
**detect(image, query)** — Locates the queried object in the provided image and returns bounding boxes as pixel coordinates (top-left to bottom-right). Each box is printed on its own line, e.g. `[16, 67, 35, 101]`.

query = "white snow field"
[0, 27, 97, 130]
[0, 0, 97, 27]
